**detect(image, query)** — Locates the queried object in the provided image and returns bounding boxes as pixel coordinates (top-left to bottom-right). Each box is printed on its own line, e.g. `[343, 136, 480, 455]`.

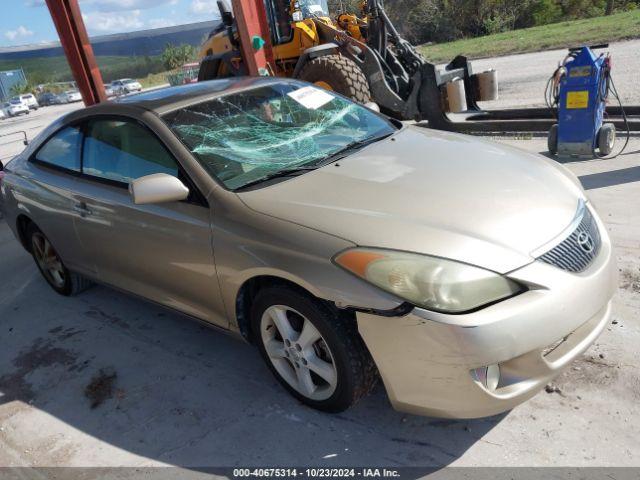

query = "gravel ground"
[472, 39, 640, 109]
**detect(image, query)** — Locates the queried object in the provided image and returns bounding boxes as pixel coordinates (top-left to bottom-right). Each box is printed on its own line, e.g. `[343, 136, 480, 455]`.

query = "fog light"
[472, 364, 500, 391]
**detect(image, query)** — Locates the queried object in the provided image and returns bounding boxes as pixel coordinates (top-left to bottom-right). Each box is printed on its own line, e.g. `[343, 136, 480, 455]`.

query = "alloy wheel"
[260, 305, 338, 401]
[32, 232, 66, 288]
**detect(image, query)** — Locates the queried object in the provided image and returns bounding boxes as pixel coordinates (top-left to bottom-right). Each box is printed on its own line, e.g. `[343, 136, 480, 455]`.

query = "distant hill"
[0, 21, 219, 60]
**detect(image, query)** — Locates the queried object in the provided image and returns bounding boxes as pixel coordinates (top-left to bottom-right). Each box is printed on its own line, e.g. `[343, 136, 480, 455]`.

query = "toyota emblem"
[577, 232, 595, 253]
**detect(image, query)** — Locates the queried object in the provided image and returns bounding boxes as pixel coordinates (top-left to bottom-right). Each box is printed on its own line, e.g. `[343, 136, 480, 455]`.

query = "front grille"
[538, 207, 601, 273]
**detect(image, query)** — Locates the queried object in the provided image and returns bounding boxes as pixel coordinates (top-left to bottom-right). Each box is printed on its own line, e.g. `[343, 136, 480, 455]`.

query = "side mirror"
[129, 173, 189, 205]
[364, 101, 380, 112]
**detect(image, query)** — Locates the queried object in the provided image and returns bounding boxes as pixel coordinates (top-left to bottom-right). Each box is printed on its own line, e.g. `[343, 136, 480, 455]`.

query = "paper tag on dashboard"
[287, 86, 334, 109]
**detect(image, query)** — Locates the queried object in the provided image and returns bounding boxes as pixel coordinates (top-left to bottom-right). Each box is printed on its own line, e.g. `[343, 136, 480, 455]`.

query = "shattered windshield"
[162, 83, 395, 190]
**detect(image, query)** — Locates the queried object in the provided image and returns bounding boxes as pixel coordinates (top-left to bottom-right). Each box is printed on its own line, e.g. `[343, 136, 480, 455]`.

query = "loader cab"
[265, 0, 330, 45]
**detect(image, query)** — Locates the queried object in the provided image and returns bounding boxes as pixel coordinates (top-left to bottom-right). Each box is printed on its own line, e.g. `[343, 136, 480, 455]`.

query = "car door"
[71, 116, 225, 326]
[23, 124, 92, 275]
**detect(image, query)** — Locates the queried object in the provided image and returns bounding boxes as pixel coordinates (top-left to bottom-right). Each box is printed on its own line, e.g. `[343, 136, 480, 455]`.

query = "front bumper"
[356, 212, 617, 419]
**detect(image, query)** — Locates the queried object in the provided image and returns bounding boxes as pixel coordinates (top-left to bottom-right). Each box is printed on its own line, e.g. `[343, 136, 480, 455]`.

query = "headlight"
[334, 248, 524, 313]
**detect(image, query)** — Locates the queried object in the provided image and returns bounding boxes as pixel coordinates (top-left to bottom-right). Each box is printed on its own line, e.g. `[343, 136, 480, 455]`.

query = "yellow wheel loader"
[197, 0, 457, 121]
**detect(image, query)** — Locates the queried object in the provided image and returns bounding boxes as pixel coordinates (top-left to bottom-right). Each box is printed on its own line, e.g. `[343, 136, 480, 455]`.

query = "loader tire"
[297, 54, 371, 104]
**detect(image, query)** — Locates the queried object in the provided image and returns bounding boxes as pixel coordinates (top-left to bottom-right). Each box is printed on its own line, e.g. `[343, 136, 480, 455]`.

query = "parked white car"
[2, 100, 30, 117]
[62, 90, 82, 103]
[111, 78, 142, 95]
[11, 94, 39, 110]
[0, 109, 6, 120]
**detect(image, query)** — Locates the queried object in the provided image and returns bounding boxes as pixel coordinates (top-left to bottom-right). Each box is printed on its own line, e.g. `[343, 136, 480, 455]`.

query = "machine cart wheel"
[298, 55, 371, 104]
[597, 123, 616, 156]
[547, 124, 558, 155]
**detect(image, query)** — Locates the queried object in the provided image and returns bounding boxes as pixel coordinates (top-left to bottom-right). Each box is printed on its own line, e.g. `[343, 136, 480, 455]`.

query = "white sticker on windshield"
[287, 86, 334, 109]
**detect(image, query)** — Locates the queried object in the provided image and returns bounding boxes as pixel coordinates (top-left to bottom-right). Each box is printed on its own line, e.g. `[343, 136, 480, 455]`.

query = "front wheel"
[297, 54, 371, 104]
[251, 286, 377, 412]
[597, 123, 616, 156]
[547, 124, 558, 155]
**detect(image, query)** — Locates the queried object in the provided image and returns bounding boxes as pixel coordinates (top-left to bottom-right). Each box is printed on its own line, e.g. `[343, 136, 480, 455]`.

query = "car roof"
[57, 77, 307, 127]
[113, 77, 300, 115]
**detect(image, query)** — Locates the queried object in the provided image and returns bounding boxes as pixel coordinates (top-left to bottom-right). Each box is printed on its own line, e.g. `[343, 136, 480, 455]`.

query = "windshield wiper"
[235, 165, 319, 191]
[319, 132, 395, 165]
[234, 132, 394, 191]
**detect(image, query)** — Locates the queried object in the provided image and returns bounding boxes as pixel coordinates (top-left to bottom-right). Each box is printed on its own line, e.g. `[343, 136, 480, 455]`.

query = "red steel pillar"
[232, 0, 275, 76]
[45, 0, 106, 105]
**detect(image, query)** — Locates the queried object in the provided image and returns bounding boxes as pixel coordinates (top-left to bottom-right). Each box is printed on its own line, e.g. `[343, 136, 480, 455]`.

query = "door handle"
[73, 202, 92, 217]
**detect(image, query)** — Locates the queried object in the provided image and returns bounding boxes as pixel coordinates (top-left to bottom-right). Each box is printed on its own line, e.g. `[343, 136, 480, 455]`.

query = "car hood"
[237, 126, 585, 273]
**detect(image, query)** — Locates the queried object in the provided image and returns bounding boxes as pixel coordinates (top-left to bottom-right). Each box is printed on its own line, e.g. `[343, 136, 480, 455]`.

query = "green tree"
[161, 43, 198, 71]
[10, 81, 36, 96]
[527, 0, 564, 25]
[327, 0, 361, 14]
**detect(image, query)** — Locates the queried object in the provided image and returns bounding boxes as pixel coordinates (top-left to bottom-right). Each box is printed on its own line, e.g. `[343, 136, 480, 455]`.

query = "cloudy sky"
[1, 0, 220, 47]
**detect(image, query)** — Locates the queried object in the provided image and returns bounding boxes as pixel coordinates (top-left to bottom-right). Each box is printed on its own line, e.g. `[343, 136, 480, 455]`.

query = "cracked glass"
[162, 83, 394, 190]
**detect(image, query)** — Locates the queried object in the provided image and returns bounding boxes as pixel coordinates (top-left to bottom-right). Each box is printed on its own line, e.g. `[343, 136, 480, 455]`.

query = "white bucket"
[445, 77, 467, 113]
[474, 69, 499, 101]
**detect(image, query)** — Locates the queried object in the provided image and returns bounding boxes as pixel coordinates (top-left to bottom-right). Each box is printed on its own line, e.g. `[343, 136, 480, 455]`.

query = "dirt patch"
[555, 354, 620, 392]
[84, 368, 117, 409]
[85, 307, 130, 329]
[0, 338, 76, 403]
[620, 268, 640, 294]
[49, 325, 86, 340]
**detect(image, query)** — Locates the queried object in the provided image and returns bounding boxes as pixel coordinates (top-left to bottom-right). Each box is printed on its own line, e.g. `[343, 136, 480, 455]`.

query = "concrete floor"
[0, 59, 639, 470]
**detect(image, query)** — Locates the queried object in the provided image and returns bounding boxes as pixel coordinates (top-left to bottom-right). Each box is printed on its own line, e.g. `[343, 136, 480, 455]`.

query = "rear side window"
[35, 126, 82, 172]
[82, 119, 179, 184]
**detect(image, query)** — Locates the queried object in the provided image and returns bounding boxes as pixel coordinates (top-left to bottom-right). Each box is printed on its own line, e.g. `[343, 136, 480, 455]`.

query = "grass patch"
[138, 71, 171, 89]
[419, 10, 640, 63]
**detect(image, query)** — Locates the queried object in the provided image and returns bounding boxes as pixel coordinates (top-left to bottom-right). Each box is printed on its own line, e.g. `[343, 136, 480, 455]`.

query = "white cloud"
[148, 18, 178, 29]
[4, 26, 34, 41]
[82, 0, 177, 12]
[190, 0, 218, 15]
[81, 9, 144, 33]
[24, 0, 178, 9]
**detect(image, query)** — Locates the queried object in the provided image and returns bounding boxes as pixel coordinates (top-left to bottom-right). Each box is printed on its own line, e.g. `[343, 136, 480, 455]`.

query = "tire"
[297, 54, 371, 104]
[547, 123, 558, 155]
[251, 285, 377, 412]
[26, 223, 93, 296]
[597, 123, 616, 156]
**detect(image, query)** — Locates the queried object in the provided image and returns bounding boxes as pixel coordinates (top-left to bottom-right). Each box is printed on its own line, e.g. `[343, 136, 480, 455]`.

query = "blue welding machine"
[546, 45, 615, 157]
